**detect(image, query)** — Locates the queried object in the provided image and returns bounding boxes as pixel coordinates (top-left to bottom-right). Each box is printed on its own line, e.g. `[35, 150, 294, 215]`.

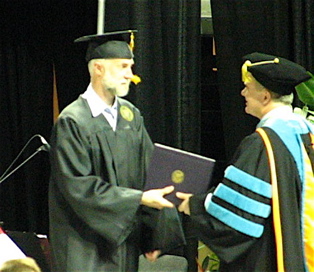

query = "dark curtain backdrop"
[129, 1, 201, 151]
[211, 0, 314, 159]
[0, 2, 53, 233]
[0, 0, 201, 240]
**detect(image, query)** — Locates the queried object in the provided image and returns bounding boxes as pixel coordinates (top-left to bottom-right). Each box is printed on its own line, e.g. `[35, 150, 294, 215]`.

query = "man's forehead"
[244, 78, 263, 90]
[104, 58, 134, 65]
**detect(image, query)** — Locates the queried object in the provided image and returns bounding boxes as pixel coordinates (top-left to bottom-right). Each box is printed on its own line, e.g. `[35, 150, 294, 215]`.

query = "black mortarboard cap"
[242, 52, 311, 95]
[74, 30, 137, 62]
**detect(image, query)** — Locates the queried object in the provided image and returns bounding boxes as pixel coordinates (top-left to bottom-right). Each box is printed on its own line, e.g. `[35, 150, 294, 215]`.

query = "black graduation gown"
[49, 96, 158, 272]
[189, 125, 313, 272]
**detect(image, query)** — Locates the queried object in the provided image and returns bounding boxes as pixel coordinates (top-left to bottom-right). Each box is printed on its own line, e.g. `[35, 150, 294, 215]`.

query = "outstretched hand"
[176, 192, 193, 215]
[141, 185, 175, 209]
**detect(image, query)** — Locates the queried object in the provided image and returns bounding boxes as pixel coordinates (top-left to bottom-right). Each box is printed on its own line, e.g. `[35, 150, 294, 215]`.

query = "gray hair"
[88, 59, 97, 76]
[269, 91, 294, 105]
[88, 59, 108, 77]
[252, 74, 294, 105]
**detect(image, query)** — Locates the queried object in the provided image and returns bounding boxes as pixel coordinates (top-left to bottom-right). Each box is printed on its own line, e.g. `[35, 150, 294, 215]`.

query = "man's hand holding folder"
[141, 185, 175, 209]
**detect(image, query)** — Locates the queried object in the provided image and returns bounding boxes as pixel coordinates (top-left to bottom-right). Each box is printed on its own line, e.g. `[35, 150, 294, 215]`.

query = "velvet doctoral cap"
[74, 30, 137, 62]
[242, 52, 311, 95]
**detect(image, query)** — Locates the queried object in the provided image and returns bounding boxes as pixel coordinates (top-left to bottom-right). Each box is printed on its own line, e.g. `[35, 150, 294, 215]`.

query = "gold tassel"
[129, 32, 135, 51]
[131, 74, 141, 85]
[242, 58, 279, 83]
[129, 31, 140, 84]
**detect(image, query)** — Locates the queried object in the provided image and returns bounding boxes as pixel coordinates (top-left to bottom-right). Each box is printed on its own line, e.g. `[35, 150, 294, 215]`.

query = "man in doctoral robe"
[177, 52, 314, 272]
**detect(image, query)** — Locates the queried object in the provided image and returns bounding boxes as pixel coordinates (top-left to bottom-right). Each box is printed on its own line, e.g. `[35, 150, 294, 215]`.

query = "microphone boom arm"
[0, 147, 44, 185]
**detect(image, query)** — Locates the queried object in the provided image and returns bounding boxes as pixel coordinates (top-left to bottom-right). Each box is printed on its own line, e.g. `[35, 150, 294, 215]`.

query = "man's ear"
[94, 61, 104, 76]
[263, 90, 272, 105]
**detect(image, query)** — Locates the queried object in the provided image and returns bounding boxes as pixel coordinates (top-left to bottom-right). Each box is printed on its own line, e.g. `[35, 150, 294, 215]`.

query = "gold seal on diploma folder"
[172, 170, 185, 184]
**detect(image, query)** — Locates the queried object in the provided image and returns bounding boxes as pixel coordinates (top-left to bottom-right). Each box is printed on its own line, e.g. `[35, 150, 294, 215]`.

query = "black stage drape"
[211, 0, 314, 159]
[0, 2, 53, 233]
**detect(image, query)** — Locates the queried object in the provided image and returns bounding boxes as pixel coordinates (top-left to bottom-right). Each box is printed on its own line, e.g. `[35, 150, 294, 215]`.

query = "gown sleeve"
[189, 132, 272, 263]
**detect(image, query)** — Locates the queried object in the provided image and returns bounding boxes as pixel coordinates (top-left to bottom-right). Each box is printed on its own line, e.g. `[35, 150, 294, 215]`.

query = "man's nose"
[125, 68, 134, 79]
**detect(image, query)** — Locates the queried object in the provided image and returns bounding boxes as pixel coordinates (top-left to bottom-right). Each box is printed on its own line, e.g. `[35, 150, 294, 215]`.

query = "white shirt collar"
[82, 83, 118, 117]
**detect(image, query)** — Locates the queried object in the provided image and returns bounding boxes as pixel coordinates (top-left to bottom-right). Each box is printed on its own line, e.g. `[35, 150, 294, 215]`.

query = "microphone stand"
[0, 135, 50, 234]
[0, 145, 47, 185]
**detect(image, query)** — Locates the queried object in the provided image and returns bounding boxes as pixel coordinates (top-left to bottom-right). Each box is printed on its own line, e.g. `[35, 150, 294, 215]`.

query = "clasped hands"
[141, 185, 193, 214]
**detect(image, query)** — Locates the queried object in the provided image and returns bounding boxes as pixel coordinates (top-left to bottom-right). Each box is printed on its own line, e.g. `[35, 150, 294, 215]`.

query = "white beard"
[102, 76, 130, 97]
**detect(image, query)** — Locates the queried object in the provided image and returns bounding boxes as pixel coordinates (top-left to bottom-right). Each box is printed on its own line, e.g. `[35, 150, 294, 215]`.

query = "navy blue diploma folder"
[144, 143, 216, 205]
